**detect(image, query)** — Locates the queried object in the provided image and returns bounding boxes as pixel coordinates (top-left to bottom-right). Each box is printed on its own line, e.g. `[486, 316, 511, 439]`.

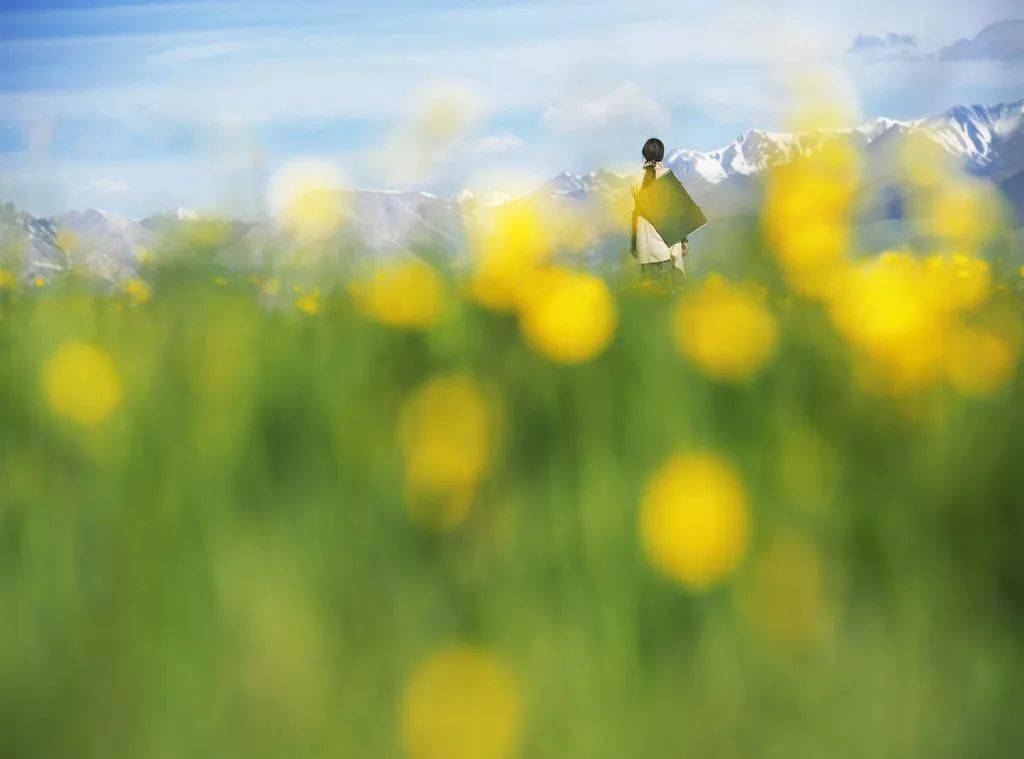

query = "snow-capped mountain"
[0, 202, 67, 281]
[537, 170, 634, 201]
[140, 207, 201, 231]
[222, 189, 467, 271]
[656, 100, 1024, 189]
[541, 100, 1024, 221]
[456, 188, 513, 208]
[917, 102, 1024, 179]
[3, 99, 1022, 284]
[54, 208, 152, 280]
[665, 130, 805, 185]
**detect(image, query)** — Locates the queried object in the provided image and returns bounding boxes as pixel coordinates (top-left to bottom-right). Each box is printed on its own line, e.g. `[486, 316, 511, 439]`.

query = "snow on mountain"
[54, 208, 152, 280]
[916, 101, 1024, 178]
[223, 189, 467, 270]
[0, 202, 67, 281]
[3, 99, 1022, 283]
[539, 100, 1024, 220]
[140, 207, 201, 229]
[537, 170, 632, 201]
[457, 188, 513, 208]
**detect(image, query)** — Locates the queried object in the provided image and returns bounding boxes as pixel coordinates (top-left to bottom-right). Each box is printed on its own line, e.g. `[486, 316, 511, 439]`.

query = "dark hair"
[642, 137, 665, 163]
[642, 137, 664, 188]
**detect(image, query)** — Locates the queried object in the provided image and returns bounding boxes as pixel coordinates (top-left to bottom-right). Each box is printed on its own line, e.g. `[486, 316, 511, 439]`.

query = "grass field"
[2, 150, 1024, 757]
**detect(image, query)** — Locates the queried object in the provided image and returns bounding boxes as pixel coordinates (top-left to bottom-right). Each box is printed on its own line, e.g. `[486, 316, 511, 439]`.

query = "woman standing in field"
[631, 137, 703, 288]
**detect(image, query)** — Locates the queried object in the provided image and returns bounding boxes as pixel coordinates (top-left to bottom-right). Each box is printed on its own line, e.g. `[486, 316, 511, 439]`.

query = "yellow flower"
[517, 266, 616, 364]
[919, 177, 999, 254]
[269, 161, 349, 242]
[42, 342, 122, 425]
[55, 230, 78, 253]
[0, 267, 14, 291]
[829, 253, 948, 394]
[33, 276, 46, 288]
[468, 200, 554, 310]
[135, 246, 155, 266]
[295, 290, 321, 315]
[261, 277, 282, 297]
[674, 275, 778, 381]
[121, 278, 151, 305]
[399, 374, 496, 531]
[738, 532, 830, 648]
[763, 139, 860, 301]
[401, 647, 522, 759]
[350, 260, 445, 330]
[922, 253, 990, 312]
[896, 132, 958, 190]
[946, 325, 1018, 397]
[639, 451, 751, 590]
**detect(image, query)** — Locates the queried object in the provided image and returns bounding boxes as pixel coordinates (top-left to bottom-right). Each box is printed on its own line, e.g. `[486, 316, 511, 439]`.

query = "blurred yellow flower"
[0, 267, 14, 291]
[135, 246, 155, 266]
[829, 253, 948, 394]
[919, 177, 999, 254]
[295, 290, 321, 315]
[55, 230, 78, 253]
[42, 342, 122, 425]
[33, 276, 45, 288]
[517, 266, 616, 364]
[269, 160, 349, 241]
[261, 277, 282, 297]
[822, 251, 1013, 396]
[896, 132, 958, 191]
[469, 200, 553, 310]
[399, 374, 497, 531]
[738, 532, 831, 648]
[401, 646, 521, 759]
[922, 253, 990, 312]
[350, 260, 445, 330]
[763, 139, 859, 300]
[640, 451, 751, 590]
[674, 275, 778, 381]
[287, 187, 346, 241]
[765, 139, 860, 299]
[121, 278, 151, 305]
[946, 325, 1018, 397]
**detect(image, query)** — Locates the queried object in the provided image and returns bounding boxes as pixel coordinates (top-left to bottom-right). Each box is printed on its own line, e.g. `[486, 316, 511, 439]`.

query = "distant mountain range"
[538, 100, 1024, 219]
[2, 100, 1022, 283]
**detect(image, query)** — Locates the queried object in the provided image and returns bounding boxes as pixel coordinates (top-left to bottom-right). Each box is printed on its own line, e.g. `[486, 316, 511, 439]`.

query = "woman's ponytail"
[641, 137, 665, 190]
[642, 160, 657, 190]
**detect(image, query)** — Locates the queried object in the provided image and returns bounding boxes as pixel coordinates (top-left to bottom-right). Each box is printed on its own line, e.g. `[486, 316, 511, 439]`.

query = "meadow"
[2, 136, 1024, 758]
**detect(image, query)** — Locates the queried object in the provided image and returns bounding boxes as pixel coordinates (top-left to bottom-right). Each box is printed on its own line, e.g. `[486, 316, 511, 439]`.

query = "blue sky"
[1, 0, 1022, 217]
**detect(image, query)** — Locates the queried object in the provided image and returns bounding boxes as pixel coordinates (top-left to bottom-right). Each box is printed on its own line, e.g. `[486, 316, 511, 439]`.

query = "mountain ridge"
[3, 99, 1023, 282]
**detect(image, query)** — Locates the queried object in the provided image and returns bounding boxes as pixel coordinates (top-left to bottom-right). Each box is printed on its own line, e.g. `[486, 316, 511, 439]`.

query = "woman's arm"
[630, 204, 639, 258]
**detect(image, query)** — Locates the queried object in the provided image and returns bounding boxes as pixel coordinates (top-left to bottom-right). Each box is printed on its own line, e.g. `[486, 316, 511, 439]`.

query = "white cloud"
[541, 82, 669, 136]
[938, 19, 1024, 63]
[148, 41, 244, 66]
[468, 133, 526, 155]
[85, 178, 131, 193]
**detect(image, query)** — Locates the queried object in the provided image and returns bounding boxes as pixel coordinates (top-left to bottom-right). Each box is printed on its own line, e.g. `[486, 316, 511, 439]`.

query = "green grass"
[2, 237, 1024, 758]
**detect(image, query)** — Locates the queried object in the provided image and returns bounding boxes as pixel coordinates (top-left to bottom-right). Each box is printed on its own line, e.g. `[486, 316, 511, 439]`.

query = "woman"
[631, 137, 689, 287]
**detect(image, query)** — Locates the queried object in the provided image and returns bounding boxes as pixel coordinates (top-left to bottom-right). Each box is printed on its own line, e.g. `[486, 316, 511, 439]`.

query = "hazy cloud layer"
[848, 32, 921, 62]
[2, 0, 1023, 216]
[938, 19, 1024, 63]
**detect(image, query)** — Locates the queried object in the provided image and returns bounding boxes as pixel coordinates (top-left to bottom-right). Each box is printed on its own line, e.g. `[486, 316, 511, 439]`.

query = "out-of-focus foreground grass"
[3, 137, 1024, 759]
